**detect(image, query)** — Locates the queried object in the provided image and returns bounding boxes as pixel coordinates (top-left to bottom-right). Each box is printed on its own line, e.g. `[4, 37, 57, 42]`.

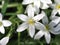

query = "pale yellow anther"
[56, 4, 60, 9]
[28, 19, 35, 25]
[0, 22, 2, 26]
[45, 25, 49, 30]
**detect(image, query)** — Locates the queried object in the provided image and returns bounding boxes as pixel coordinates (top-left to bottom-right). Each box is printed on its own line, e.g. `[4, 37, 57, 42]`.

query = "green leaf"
[1, 0, 9, 14]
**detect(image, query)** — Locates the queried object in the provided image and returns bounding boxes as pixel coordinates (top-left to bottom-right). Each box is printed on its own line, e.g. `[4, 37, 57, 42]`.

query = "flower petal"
[44, 32, 51, 44]
[0, 26, 5, 34]
[0, 13, 2, 21]
[22, 0, 33, 5]
[50, 29, 60, 34]
[41, 3, 49, 9]
[17, 22, 28, 32]
[26, 5, 34, 17]
[34, 0, 40, 8]
[54, 0, 60, 4]
[0, 36, 9, 45]
[49, 17, 60, 27]
[42, 12, 49, 25]
[57, 9, 60, 14]
[17, 14, 28, 21]
[33, 11, 45, 21]
[34, 30, 44, 39]
[35, 22, 45, 30]
[2, 20, 12, 27]
[54, 24, 60, 31]
[28, 25, 35, 38]
[40, 0, 52, 4]
[50, 9, 58, 20]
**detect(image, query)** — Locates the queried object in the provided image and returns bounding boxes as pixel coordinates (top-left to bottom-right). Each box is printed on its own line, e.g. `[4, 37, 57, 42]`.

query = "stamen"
[0, 22, 2, 26]
[28, 19, 35, 25]
[56, 4, 60, 9]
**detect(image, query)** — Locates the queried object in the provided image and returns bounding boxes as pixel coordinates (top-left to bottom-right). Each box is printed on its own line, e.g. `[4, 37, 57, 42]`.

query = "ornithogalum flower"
[22, 0, 52, 14]
[0, 13, 12, 34]
[34, 11, 60, 44]
[50, 0, 60, 16]
[16, 11, 45, 38]
[0, 36, 9, 45]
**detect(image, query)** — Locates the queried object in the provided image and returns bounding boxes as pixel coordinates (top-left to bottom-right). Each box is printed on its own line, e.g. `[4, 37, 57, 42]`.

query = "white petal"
[17, 14, 28, 21]
[22, 0, 33, 5]
[50, 9, 58, 20]
[54, 0, 60, 4]
[2, 20, 12, 27]
[0, 13, 2, 21]
[49, 17, 60, 27]
[50, 4, 56, 9]
[50, 29, 60, 34]
[17, 22, 28, 32]
[0, 37, 9, 45]
[26, 5, 34, 17]
[54, 24, 60, 31]
[0, 26, 5, 34]
[42, 12, 49, 25]
[35, 22, 45, 30]
[57, 9, 60, 14]
[41, 3, 49, 9]
[28, 25, 35, 38]
[33, 11, 45, 21]
[44, 32, 51, 44]
[34, 30, 44, 39]
[34, 0, 40, 8]
[40, 0, 52, 4]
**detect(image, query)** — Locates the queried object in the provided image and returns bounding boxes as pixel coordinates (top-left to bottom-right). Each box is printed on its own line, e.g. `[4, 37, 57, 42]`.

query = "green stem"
[0, 3, 19, 8]
[18, 32, 20, 45]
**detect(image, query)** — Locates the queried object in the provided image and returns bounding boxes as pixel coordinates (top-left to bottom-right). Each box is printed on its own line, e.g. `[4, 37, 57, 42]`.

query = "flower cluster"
[17, 0, 60, 44]
[0, 0, 60, 45]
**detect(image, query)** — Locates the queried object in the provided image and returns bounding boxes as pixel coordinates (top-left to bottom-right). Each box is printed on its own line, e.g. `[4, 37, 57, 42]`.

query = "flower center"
[45, 25, 49, 30]
[0, 22, 2, 26]
[28, 19, 35, 25]
[56, 4, 60, 9]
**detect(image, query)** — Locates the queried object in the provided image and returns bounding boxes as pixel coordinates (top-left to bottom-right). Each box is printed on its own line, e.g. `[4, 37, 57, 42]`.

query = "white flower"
[0, 13, 12, 34]
[0, 36, 9, 45]
[50, 0, 60, 16]
[16, 11, 45, 38]
[22, 0, 52, 14]
[34, 11, 60, 44]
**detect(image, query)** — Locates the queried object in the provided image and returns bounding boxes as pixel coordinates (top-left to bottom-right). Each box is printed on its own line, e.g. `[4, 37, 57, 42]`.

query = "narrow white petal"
[33, 11, 45, 21]
[0, 37, 9, 45]
[17, 14, 28, 21]
[0, 26, 5, 34]
[34, 0, 40, 8]
[22, 0, 33, 5]
[28, 25, 35, 38]
[50, 9, 58, 20]
[26, 5, 34, 17]
[34, 30, 44, 39]
[35, 22, 45, 30]
[42, 12, 49, 25]
[40, 0, 52, 4]
[44, 32, 51, 44]
[17, 22, 28, 32]
[54, 24, 60, 31]
[57, 10, 60, 14]
[50, 29, 60, 34]
[0, 13, 2, 21]
[54, 0, 60, 4]
[2, 20, 12, 27]
[41, 3, 49, 9]
[49, 17, 60, 27]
